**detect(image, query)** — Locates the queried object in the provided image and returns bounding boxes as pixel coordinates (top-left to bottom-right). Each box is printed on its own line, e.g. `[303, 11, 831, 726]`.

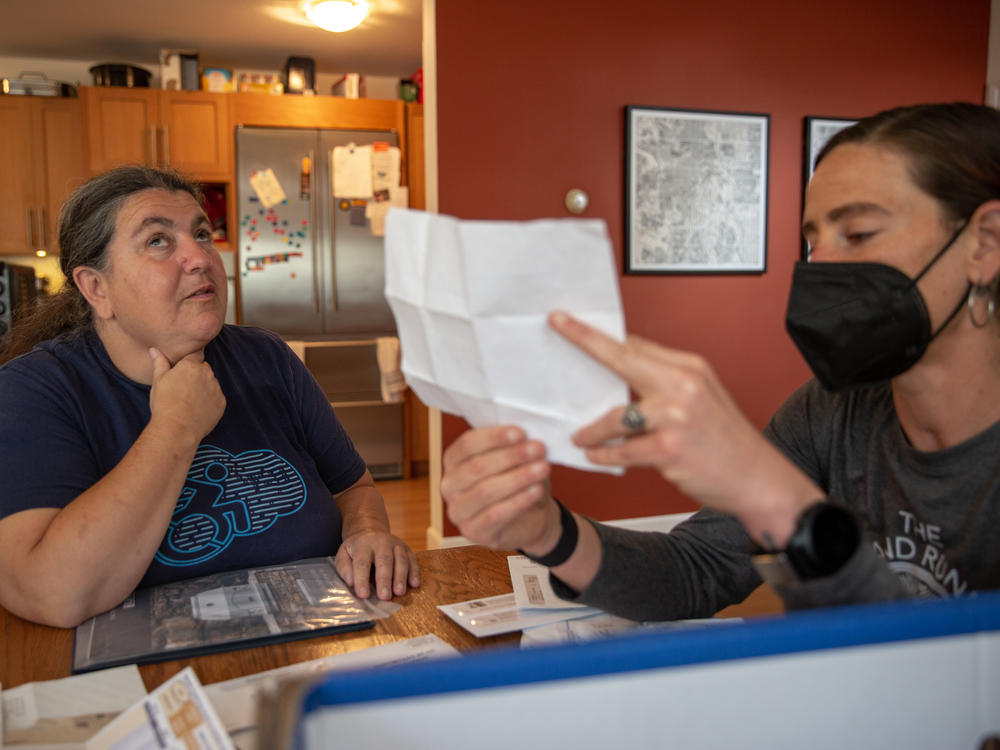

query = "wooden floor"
[377, 473, 431, 552]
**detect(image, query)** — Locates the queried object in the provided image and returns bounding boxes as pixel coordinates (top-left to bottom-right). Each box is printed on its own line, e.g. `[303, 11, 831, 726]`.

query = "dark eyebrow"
[190, 214, 211, 232]
[130, 213, 211, 239]
[802, 202, 891, 236]
[131, 216, 175, 238]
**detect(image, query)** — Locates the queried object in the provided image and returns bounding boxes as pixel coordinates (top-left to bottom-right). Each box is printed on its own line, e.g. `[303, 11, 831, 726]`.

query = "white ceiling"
[0, 0, 422, 78]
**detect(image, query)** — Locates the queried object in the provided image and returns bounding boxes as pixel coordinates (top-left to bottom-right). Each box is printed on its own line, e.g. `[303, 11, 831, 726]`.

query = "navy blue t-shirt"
[0, 325, 367, 588]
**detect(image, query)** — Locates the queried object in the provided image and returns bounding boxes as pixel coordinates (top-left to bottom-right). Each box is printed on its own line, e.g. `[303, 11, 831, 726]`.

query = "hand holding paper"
[384, 209, 628, 473]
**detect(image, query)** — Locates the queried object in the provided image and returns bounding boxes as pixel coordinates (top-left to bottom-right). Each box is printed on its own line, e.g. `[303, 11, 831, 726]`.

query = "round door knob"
[565, 188, 589, 214]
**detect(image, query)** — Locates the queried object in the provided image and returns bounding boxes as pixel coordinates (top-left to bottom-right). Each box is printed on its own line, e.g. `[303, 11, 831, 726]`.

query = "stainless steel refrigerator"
[235, 126, 404, 479]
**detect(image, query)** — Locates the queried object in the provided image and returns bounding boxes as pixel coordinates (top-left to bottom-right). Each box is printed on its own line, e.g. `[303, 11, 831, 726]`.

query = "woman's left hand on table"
[336, 529, 420, 601]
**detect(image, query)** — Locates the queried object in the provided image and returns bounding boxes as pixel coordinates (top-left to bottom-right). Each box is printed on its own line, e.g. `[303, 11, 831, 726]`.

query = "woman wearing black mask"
[440, 102, 1000, 618]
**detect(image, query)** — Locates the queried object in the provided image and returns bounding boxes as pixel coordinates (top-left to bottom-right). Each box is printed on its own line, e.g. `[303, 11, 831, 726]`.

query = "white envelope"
[384, 208, 628, 473]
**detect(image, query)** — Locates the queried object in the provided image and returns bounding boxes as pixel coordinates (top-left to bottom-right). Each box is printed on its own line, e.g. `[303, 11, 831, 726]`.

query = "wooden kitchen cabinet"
[402, 102, 428, 472]
[0, 96, 86, 255]
[81, 86, 233, 180]
[232, 93, 404, 134]
[159, 90, 233, 179]
[405, 102, 424, 210]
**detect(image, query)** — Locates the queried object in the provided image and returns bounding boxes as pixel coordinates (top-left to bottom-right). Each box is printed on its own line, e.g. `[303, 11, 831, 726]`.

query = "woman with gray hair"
[0, 165, 419, 627]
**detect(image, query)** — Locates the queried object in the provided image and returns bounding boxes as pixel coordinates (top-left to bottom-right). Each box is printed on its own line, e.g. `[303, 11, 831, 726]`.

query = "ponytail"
[0, 287, 92, 365]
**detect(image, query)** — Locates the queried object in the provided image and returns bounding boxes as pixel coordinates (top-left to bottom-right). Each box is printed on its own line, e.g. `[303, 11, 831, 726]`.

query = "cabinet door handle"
[25, 208, 35, 250]
[38, 207, 47, 250]
[149, 126, 158, 166]
[308, 150, 319, 313]
[161, 125, 170, 165]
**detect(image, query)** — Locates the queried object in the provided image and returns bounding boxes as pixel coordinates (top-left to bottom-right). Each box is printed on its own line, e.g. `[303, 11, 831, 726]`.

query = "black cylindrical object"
[89, 64, 152, 88]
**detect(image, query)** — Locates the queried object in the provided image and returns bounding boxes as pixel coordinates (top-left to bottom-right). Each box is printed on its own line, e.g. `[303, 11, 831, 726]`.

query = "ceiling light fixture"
[306, 0, 369, 32]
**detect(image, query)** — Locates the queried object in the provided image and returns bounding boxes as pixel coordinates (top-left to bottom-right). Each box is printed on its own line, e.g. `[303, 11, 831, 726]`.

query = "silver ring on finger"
[621, 401, 647, 433]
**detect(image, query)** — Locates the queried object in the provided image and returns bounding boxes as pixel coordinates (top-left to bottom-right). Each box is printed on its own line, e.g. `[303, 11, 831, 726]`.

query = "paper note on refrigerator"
[370, 144, 401, 192]
[366, 185, 408, 237]
[248, 168, 286, 208]
[384, 208, 628, 473]
[331, 143, 373, 198]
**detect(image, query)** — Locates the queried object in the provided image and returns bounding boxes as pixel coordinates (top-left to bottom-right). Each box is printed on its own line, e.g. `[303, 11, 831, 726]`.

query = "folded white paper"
[384, 208, 629, 473]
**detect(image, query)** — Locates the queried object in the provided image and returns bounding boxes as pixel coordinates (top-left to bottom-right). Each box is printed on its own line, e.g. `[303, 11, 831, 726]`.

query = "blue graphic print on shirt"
[155, 444, 307, 567]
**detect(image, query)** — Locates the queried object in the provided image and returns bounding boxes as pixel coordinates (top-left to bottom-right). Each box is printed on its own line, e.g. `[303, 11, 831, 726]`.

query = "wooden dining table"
[0, 545, 783, 692]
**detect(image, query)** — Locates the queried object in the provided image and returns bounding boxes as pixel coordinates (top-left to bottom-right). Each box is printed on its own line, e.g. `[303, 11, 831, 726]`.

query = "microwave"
[0, 262, 37, 339]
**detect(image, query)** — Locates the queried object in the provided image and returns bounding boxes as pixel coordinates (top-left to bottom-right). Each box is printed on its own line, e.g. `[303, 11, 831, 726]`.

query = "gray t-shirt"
[561, 378, 1000, 619]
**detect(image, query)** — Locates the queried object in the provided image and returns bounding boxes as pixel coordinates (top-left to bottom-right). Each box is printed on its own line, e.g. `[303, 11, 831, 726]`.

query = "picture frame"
[624, 105, 770, 275]
[801, 116, 857, 258]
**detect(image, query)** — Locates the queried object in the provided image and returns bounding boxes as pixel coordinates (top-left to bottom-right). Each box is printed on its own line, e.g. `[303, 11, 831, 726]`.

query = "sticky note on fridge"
[371, 146, 401, 192]
[249, 168, 286, 209]
[366, 186, 409, 236]
[366, 201, 389, 236]
[332, 143, 373, 198]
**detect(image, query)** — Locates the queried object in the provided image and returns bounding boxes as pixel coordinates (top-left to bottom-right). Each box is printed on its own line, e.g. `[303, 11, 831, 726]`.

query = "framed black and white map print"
[625, 105, 769, 274]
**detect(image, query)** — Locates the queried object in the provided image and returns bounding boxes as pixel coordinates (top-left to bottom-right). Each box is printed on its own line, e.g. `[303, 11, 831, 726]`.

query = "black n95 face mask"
[785, 224, 968, 392]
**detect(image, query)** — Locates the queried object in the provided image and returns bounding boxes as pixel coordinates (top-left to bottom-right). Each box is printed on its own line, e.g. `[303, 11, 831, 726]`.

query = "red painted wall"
[434, 0, 989, 531]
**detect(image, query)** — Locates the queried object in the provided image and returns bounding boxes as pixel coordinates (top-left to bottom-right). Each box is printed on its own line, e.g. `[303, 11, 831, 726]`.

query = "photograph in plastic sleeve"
[74, 557, 394, 673]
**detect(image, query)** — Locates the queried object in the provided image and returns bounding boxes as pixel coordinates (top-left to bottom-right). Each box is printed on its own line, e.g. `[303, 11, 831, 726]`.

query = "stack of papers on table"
[209, 634, 460, 750]
[519, 613, 744, 648]
[384, 208, 629, 473]
[438, 554, 745, 646]
[1, 666, 233, 750]
[1, 665, 147, 748]
[437, 555, 602, 638]
[85, 668, 232, 750]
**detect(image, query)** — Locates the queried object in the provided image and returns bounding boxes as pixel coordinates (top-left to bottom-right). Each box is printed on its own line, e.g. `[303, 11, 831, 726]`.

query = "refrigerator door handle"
[25, 208, 34, 249]
[327, 152, 339, 313]
[308, 150, 320, 314]
[37, 207, 47, 249]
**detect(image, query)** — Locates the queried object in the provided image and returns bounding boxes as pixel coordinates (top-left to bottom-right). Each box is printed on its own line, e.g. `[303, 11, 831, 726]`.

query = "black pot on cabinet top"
[89, 63, 152, 88]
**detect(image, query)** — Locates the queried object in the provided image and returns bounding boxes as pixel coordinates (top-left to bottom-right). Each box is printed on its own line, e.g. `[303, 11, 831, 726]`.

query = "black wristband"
[518, 498, 579, 567]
